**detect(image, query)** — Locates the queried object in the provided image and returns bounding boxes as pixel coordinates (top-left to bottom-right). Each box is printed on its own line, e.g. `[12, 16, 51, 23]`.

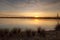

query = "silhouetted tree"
[55, 24, 60, 31]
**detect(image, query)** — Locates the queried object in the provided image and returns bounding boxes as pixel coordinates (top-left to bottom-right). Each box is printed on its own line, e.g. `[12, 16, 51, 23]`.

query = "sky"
[0, 0, 60, 17]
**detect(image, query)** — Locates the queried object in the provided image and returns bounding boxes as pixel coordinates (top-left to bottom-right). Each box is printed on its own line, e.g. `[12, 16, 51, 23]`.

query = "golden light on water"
[34, 19, 39, 23]
[33, 19, 40, 24]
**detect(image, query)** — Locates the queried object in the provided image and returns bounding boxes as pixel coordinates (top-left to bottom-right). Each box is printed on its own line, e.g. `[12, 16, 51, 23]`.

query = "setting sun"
[35, 16, 39, 17]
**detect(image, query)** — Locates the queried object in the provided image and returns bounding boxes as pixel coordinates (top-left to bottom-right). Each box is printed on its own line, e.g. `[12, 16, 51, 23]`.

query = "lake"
[0, 18, 60, 31]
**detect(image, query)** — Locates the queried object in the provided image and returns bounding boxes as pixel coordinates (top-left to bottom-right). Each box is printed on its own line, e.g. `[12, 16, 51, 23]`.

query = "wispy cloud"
[0, 0, 60, 13]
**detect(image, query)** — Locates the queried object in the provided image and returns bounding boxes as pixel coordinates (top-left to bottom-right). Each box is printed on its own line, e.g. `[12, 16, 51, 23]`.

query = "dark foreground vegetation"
[0, 24, 60, 40]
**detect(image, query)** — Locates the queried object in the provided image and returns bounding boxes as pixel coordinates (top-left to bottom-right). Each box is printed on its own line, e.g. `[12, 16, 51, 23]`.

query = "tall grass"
[0, 24, 60, 40]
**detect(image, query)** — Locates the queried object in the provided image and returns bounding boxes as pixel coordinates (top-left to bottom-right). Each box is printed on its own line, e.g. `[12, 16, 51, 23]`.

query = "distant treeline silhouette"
[0, 24, 60, 40]
[0, 17, 60, 19]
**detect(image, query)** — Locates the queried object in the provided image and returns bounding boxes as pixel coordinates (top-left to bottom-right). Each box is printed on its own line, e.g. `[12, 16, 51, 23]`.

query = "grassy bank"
[0, 24, 60, 40]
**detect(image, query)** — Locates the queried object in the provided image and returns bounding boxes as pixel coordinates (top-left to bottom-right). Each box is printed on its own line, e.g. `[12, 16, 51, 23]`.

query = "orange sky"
[0, 0, 60, 17]
[0, 11, 58, 17]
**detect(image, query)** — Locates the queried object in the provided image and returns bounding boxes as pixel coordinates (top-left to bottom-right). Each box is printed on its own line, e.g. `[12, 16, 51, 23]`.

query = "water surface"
[0, 18, 59, 31]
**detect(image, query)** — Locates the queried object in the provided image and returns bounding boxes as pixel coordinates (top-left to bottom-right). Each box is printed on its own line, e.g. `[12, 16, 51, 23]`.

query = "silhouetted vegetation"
[0, 24, 60, 40]
[55, 24, 60, 31]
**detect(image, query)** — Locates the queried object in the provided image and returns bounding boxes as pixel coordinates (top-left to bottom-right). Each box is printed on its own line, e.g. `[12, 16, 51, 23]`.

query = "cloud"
[39, 0, 60, 6]
[40, 0, 60, 4]
[1, 0, 60, 6]
[0, 0, 60, 12]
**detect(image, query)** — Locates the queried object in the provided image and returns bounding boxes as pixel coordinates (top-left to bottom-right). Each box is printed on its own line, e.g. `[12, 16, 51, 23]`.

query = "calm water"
[0, 18, 60, 31]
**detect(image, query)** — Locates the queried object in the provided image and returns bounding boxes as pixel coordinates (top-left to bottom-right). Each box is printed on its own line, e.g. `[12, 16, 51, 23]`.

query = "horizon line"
[0, 17, 60, 19]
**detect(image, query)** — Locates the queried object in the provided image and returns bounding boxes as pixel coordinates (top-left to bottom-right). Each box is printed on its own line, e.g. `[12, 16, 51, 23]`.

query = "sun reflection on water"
[34, 19, 39, 22]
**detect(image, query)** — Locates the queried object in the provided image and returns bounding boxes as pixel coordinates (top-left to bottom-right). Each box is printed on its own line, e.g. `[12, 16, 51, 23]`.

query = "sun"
[35, 16, 39, 17]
